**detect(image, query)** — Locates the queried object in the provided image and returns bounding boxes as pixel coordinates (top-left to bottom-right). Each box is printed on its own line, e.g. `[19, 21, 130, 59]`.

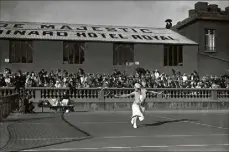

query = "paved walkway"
[1, 110, 229, 151]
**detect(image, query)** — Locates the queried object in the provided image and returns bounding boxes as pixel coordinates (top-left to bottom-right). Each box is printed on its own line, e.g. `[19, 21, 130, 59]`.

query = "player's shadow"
[142, 119, 197, 127]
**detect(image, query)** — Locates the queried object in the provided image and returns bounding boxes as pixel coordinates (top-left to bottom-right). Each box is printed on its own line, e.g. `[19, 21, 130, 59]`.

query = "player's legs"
[131, 117, 134, 124]
[131, 103, 144, 128]
[131, 116, 137, 128]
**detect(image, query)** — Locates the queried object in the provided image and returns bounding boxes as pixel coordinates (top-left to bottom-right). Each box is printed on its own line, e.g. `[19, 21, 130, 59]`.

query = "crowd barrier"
[0, 94, 19, 121]
[0, 87, 229, 111]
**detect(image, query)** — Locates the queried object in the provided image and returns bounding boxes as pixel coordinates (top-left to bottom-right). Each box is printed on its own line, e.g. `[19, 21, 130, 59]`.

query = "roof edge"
[0, 20, 165, 30]
[173, 13, 229, 30]
[0, 37, 198, 45]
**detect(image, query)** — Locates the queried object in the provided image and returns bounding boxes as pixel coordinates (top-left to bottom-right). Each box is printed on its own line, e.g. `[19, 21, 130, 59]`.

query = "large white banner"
[0, 22, 197, 44]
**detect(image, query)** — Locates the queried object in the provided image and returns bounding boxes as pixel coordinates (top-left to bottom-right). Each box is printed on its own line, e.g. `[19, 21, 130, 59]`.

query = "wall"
[0, 42, 2, 72]
[198, 21, 229, 58]
[198, 21, 229, 76]
[108, 44, 198, 75]
[0, 40, 114, 73]
[198, 53, 229, 76]
[176, 20, 229, 76]
[163, 45, 198, 74]
[176, 22, 200, 43]
[114, 44, 163, 74]
[0, 40, 65, 72]
[0, 40, 9, 72]
[0, 39, 198, 74]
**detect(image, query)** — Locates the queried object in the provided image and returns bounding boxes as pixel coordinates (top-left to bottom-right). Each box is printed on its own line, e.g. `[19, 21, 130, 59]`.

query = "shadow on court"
[142, 119, 197, 127]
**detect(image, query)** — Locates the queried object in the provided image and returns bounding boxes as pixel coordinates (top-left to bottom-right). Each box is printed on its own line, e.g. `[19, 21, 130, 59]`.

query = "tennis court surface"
[1, 111, 229, 151]
[1, 110, 229, 151]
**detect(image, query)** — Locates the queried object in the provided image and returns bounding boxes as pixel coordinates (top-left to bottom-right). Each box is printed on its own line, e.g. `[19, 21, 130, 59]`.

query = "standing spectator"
[25, 76, 33, 87]
[154, 69, 160, 79]
[0, 74, 6, 87]
[182, 73, 188, 83]
[62, 79, 69, 88]
[4, 75, 11, 87]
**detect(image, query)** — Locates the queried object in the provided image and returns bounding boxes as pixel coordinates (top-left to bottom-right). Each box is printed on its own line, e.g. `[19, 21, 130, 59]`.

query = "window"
[113, 43, 134, 65]
[205, 29, 216, 52]
[63, 41, 85, 64]
[164, 45, 183, 66]
[9, 40, 33, 63]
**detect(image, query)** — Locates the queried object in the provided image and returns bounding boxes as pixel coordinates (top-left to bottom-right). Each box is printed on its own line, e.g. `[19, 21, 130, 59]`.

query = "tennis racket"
[157, 91, 164, 95]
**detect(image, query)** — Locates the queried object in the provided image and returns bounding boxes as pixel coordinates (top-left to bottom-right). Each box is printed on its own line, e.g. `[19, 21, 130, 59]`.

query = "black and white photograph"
[0, 0, 229, 151]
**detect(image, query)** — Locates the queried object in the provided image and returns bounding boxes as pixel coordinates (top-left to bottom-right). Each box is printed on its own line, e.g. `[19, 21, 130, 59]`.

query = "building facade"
[173, 2, 229, 76]
[0, 21, 197, 74]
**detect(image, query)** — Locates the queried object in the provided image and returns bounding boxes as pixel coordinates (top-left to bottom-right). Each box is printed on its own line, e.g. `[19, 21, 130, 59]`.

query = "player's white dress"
[131, 89, 147, 123]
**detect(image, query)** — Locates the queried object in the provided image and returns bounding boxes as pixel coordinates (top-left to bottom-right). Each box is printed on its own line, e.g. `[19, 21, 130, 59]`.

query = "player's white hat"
[134, 83, 141, 89]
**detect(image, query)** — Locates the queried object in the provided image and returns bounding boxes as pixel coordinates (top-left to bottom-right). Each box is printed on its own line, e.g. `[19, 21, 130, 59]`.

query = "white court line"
[153, 115, 229, 130]
[97, 133, 229, 139]
[8, 133, 229, 141]
[77, 115, 229, 129]
[15, 123, 58, 125]
[79, 121, 127, 124]
[11, 137, 81, 141]
[22, 143, 229, 151]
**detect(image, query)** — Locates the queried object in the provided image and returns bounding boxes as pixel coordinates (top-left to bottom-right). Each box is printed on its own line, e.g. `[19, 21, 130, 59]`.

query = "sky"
[0, 0, 229, 28]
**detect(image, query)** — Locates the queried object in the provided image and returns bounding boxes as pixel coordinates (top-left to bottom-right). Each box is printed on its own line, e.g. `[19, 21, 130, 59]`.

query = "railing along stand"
[211, 90, 218, 101]
[99, 88, 105, 110]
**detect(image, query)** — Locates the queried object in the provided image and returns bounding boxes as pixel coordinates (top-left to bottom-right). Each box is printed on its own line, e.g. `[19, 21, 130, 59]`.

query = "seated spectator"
[0, 68, 228, 89]
[55, 80, 62, 88]
[61, 91, 70, 106]
[226, 83, 229, 88]
[195, 82, 202, 88]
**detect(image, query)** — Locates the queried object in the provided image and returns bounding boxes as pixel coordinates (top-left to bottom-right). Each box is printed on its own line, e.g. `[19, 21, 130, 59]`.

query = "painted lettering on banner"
[0, 23, 170, 34]
[0, 29, 176, 42]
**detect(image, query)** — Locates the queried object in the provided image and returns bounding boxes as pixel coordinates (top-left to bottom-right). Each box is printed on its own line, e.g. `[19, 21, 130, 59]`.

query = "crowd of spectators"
[0, 68, 229, 89]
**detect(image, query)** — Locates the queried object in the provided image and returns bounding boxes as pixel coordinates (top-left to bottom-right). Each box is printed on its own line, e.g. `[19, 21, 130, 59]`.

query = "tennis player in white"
[114, 83, 163, 128]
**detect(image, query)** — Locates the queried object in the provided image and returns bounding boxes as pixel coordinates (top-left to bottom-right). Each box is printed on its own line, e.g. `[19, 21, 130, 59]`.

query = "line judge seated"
[46, 91, 71, 113]
[61, 91, 70, 106]
[48, 91, 70, 106]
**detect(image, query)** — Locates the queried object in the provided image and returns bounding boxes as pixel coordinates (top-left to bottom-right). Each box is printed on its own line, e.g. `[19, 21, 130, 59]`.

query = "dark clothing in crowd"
[27, 102, 35, 113]
[15, 75, 25, 89]
[63, 93, 69, 100]
[0, 76, 6, 87]
[0, 68, 229, 89]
